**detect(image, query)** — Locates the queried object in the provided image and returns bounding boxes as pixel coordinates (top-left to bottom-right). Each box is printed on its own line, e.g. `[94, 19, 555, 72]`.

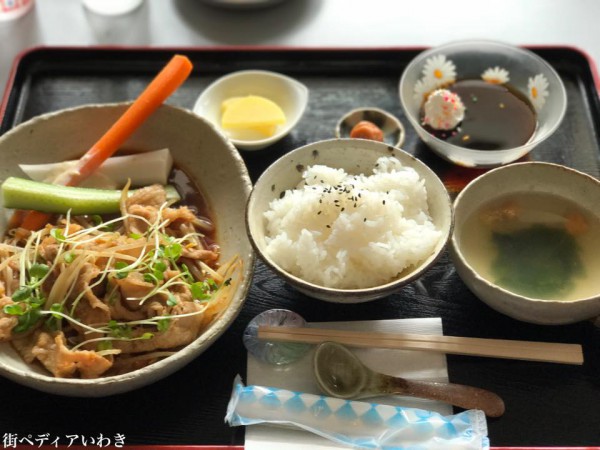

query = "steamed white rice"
[263, 156, 442, 289]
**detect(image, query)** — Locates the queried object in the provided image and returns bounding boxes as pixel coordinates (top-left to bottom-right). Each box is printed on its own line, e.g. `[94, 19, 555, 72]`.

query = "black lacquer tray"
[0, 47, 599, 447]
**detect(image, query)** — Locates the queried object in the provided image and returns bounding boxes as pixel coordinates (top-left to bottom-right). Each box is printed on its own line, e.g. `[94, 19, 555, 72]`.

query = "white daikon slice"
[19, 148, 173, 189]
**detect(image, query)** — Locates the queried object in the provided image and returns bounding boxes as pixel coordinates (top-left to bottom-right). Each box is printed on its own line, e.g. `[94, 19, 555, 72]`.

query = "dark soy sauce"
[422, 79, 537, 150]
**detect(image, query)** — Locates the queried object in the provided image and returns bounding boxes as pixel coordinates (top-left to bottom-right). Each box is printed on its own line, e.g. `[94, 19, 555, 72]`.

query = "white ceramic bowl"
[193, 70, 309, 151]
[335, 107, 406, 148]
[450, 162, 600, 325]
[246, 138, 453, 303]
[0, 103, 254, 396]
[399, 40, 567, 168]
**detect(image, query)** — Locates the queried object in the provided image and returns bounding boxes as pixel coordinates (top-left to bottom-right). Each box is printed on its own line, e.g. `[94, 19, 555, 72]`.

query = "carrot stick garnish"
[18, 54, 193, 231]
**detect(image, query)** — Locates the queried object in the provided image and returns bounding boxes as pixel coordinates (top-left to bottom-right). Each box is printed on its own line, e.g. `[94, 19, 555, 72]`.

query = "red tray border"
[1, 45, 599, 450]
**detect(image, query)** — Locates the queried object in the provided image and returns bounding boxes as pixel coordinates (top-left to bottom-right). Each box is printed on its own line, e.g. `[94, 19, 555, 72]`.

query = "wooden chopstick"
[257, 326, 584, 365]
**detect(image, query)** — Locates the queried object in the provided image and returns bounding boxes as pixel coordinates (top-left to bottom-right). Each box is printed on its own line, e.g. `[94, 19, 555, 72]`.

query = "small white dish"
[193, 70, 309, 151]
[335, 107, 405, 148]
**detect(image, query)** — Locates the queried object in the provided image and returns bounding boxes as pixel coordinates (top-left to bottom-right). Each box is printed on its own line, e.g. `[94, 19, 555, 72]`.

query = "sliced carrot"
[20, 209, 54, 232]
[6, 209, 26, 230]
[18, 54, 193, 231]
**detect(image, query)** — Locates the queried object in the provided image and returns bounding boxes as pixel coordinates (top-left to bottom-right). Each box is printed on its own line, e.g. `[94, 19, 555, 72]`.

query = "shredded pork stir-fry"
[0, 184, 241, 378]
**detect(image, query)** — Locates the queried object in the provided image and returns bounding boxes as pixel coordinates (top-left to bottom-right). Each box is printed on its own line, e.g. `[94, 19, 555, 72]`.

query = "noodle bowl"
[0, 103, 253, 395]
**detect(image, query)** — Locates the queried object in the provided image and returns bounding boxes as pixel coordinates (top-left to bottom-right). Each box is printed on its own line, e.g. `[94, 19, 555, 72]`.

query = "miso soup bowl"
[0, 103, 254, 396]
[399, 40, 567, 168]
[246, 138, 453, 303]
[450, 162, 600, 325]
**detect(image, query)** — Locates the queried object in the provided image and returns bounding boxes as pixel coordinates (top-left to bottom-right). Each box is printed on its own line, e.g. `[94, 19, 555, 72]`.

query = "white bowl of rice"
[246, 138, 453, 302]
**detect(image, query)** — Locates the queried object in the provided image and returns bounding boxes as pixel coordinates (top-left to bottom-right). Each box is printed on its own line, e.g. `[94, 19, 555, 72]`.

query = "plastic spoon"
[313, 341, 505, 417]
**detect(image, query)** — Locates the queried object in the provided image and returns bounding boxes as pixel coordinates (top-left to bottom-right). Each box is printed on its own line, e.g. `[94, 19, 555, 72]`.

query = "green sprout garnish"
[29, 263, 49, 280]
[107, 319, 133, 339]
[157, 318, 171, 332]
[166, 293, 178, 307]
[114, 261, 129, 279]
[3, 303, 24, 316]
[2, 198, 231, 359]
[164, 242, 182, 261]
[13, 307, 42, 333]
[50, 228, 66, 242]
[46, 303, 64, 331]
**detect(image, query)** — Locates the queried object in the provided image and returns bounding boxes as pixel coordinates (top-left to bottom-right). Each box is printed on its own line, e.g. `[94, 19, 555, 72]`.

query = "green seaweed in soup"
[459, 192, 600, 301]
[491, 224, 583, 299]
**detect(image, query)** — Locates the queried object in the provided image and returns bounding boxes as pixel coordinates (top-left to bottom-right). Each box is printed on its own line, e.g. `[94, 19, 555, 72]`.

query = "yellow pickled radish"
[252, 124, 278, 136]
[221, 95, 286, 137]
[221, 96, 243, 113]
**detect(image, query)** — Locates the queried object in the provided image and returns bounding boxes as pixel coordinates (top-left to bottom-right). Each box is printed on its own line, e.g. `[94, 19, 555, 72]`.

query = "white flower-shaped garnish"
[527, 73, 549, 110]
[422, 89, 465, 130]
[422, 54, 456, 88]
[482, 66, 510, 84]
[413, 76, 437, 103]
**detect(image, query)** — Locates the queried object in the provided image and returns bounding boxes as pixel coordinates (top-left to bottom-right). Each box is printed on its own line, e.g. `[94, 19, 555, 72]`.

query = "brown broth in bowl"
[422, 79, 537, 150]
[168, 165, 218, 250]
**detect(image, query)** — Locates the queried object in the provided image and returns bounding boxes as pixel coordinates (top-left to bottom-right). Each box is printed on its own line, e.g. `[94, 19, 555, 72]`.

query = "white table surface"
[0, 0, 599, 100]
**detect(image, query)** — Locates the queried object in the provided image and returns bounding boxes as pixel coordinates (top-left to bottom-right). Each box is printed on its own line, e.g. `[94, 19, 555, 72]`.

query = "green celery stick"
[2, 177, 180, 215]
